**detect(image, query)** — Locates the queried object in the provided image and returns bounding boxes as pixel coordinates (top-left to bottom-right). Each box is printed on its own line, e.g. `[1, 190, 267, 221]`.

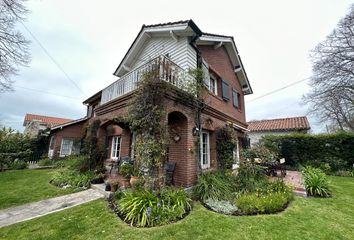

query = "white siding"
[130, 37, 197, 71]
[249, 131, 299, 147]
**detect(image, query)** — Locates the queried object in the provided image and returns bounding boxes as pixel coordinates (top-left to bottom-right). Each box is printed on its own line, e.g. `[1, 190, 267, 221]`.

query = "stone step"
[90, 183, 112, 199]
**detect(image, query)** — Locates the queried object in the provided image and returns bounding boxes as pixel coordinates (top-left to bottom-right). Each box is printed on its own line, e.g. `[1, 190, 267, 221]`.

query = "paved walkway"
[0, 189, 105, 228]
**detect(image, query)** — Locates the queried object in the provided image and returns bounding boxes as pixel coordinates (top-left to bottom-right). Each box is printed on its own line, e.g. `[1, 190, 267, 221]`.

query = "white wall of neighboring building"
[130, 36, 197, 71]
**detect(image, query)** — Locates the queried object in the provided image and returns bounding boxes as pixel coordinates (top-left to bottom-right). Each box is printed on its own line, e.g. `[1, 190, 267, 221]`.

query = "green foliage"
[260, 132, 354, 171]
[236, 191, 291, 214]
[118, 187, 191, 227]
[194, 171, 234, 201]
[216, 125, 237, 169]
[241, 146, 278, 164]
[82, 120, 104, 171]
[50, 169, 94, 189]
[302, 166, 332, 197]
[204, 198, 238, 215]
[119, 163, 134, 178]
[38, 158, 53, 166]
[8, 160, 28, 170]
[234, 161, 267, 192]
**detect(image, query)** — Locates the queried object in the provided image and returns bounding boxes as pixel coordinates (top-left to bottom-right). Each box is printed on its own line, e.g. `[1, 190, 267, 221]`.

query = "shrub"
[204, 198, 238, 215]
[194, 171, 233, 201]
[50, 169, 94, 189]
[38, 158, 53, 166]
[233, 161, 267, 192]
[302, 166, 331, 197]
[118, 187, 191, 227]
[8, 160, 28, 170]
[216, 125, 237, 169]
[236, 191, 290, 214]
[333, 170, 354, 177]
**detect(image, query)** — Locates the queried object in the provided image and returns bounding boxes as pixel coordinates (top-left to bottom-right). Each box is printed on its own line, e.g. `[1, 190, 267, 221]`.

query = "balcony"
[101, 56, 193, 105]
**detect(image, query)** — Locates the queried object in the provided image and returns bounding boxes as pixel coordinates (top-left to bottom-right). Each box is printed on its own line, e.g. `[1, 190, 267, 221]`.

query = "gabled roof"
[23, 114, 73, 127]
[247, 117, 311, 132]
[112, 19, 252, 95]
[50, 117, 88, 131]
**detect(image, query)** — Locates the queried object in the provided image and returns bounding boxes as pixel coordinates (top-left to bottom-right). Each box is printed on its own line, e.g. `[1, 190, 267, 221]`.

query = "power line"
[14, 85, 82, 100]
[246, 77, 310, 103]
[19, 21, 87, 97]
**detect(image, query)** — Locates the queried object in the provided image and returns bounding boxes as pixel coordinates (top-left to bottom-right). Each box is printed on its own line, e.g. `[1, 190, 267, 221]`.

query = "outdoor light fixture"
[173, 134, 181, 143]
[192, 127, 199, 136]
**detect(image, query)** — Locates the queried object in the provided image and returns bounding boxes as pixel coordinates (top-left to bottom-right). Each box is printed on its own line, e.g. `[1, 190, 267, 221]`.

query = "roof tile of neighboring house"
[247, 117, 310, 132]
[24, 114, 73, 127]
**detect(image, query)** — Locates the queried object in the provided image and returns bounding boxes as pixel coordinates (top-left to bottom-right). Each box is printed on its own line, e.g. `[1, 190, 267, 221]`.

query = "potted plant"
[119, 163, 133, 189]
[105, 180, 111, 191]
[110, 178, 120, 192]
[130, 165, 141, 188]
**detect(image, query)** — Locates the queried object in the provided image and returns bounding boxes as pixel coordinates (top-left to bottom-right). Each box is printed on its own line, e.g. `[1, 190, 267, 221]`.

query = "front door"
[200, 131, 210, 169]
[111, 136, 121, 160]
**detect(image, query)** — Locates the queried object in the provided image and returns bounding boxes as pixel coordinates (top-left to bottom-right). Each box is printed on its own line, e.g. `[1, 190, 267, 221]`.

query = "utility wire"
[14, 85, 82, 100]
[19, 21, 87, 97]
[246, 77, 310, 103]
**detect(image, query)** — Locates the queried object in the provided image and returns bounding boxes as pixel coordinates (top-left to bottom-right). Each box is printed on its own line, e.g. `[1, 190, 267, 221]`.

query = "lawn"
[0, 176, 353, 239]
[0, 169, 77, 209]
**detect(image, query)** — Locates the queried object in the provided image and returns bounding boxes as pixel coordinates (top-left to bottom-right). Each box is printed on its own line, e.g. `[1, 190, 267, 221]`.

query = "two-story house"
[48, 20, 253, 187]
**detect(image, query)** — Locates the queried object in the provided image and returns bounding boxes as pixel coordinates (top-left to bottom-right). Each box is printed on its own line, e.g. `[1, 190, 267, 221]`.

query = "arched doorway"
[167, 111, 188, 186]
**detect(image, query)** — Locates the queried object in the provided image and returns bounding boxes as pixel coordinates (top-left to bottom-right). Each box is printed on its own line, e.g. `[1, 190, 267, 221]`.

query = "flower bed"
[109, 187, 192, 227]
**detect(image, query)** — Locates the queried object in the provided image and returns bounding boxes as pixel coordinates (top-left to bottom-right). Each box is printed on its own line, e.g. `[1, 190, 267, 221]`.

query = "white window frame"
[60, 138, 73, 157]
[200, 131, 210, 169]
[209, 75, 217, 95]
[111, 136, 121, 160]
[232, 139, 240, 169]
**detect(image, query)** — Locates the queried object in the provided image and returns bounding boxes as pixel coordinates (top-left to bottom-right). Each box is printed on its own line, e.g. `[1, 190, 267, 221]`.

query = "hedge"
[259, 132, 354, 171]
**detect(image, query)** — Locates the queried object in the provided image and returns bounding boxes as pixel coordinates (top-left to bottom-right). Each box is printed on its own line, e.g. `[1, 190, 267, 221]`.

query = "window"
[59, 138, 80, 157]
[232, 89, 240, 109]
[209, 76, 217, 95]
[60, 138, 73, 157]
[222, 80, 230, 101]
[111, 136, 121, 159]
[200, 131, 210, 169]
[49, 136, 56, 150]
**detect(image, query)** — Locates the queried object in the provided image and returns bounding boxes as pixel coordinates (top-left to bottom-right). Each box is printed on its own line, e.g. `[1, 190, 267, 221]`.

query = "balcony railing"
[101, 55, 193, 105]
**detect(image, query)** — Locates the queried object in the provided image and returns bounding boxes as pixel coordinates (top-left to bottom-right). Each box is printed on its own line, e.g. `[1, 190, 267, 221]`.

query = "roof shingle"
[247, 117, 310, 132]
[24, 114, 73, 127]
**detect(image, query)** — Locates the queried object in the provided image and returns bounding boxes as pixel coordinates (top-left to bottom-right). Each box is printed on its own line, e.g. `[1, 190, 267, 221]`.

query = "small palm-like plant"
[302, 166, 331, 197]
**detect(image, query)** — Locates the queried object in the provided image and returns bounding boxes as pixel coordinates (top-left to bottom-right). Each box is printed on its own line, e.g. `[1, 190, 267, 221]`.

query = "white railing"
[101, 56, 193, 104]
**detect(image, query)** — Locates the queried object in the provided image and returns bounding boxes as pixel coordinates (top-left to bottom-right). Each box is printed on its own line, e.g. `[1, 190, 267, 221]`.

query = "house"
[247, 116, 311, 146]
[48, 20, 253, 187]
[23, 113, 73, 138]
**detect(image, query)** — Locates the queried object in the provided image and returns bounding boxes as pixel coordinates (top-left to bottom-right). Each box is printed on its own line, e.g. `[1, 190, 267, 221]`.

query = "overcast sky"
[0, 0, 352, 133]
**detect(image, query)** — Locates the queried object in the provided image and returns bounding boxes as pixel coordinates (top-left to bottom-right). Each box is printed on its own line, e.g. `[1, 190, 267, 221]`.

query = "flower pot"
[122, 177, 131, 189]
[130, 176, 139, 188]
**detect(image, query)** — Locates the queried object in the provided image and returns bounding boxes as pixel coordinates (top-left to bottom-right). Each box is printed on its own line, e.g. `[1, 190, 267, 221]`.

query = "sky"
[0, 0, 353, 133]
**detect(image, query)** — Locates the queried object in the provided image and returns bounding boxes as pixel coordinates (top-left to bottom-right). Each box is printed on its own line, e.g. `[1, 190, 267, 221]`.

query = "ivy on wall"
[216, 125, 237, 169]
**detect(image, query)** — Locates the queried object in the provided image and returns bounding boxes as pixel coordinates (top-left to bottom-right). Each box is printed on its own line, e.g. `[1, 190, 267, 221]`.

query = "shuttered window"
[232, 89, 240, 109]
[222, 80, 229, 101]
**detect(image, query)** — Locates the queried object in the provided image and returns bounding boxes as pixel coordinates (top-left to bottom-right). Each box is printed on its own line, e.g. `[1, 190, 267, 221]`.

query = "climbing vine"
[82, 119, 104, 171]
[216, 125, 238, 169]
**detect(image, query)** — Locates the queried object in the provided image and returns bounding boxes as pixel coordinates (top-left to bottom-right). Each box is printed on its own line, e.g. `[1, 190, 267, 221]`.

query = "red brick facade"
[49, 42, 249, 187]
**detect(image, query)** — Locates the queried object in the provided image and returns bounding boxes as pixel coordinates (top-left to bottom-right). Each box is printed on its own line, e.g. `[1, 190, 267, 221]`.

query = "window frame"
[60, 138, 73, 157]
[209, 75, 217, 95]
[232, 89, 240, 109]
[200, 130, 211, 169]
[111, 136, 122, 160]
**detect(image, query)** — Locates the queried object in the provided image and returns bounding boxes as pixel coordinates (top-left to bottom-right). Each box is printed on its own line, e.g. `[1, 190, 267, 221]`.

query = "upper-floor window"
[209, 76, 217, 95]
[222, 80, 230, 101]
[232, 89, 240, 109]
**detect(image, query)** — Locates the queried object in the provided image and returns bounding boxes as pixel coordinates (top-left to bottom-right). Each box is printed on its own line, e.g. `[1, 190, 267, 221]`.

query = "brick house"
[48, 20, 253, 187]
[247, 116, 311, 146]
[23, 113, 73, 138]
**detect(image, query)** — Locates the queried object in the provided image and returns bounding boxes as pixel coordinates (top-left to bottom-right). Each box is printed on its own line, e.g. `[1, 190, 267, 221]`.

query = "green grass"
[0, 176, 353, 239]
[0, 169, 77, 209]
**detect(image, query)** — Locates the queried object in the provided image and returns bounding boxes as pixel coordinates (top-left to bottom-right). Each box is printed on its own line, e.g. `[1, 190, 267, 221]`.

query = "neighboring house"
[23, 113, 73, 138]
[247, 116, 311, 146]
[48, 20, 253, 187]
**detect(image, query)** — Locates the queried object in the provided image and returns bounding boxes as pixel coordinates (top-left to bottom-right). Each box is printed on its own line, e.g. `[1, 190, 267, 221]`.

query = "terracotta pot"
[122, 178, 131, 189]
[110, 183, 118, 192]
[130, 176, 139, 188]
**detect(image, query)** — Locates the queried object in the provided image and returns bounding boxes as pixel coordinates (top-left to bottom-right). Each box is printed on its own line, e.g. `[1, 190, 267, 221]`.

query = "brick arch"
[167, 111, 189, 186]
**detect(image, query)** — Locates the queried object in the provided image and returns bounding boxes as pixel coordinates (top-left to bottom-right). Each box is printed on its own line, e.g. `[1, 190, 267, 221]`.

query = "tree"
[0, 0, 30, 93]
[304, 4, 354, 132]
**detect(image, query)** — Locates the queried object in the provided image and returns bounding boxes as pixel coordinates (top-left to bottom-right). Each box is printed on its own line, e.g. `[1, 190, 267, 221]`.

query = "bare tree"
[0, 0, 30, 93]
[304, 4, 354, 132]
